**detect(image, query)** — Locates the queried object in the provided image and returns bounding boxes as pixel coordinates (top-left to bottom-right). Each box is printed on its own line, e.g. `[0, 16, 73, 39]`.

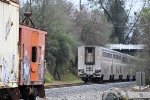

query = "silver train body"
[78, 46, 136, 82]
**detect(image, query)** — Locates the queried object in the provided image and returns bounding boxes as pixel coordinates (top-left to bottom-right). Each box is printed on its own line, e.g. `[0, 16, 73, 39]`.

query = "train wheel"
[97, 76, 103, 83]
[0, 89, 11, 100]
[20, 86, 37, 100]
[93, 78, 99, 83]
[23, 94, 36, 100]
[109, 75, 114, 82]
[127, 75, 130, 81]
[133, 75, 136, 81]
[35, 85, 45, 98]
[0, 88, 20, 100]
[29, 94, 36, 100]
[101, 75, 104, 82]
[119, 75, 122, 81]
[83, 78, 88, 83]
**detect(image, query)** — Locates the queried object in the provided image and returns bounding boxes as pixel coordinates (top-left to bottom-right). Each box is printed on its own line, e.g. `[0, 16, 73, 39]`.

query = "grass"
[61, 71, 81, 82]
[44, 70, 54, 83]
[44, 71, 83, 86]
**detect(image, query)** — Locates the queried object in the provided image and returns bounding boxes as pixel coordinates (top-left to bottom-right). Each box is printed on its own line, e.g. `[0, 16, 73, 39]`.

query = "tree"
[138, 2, 150, 84]
[88, 0, 144, 44]
[73, 8, 112, 46]
[20, 0, 78, 80]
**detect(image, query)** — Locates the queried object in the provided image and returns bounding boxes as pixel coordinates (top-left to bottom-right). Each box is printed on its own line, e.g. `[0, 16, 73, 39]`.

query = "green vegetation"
[20, 0, 150, 84]
[20, 0, 112, 83]
[139, 4, 150, 84]
[61, 71, 80, 82]
[44, 70, 54, 83]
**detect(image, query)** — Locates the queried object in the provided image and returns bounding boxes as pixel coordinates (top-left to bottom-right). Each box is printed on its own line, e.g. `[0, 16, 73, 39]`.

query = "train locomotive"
[0, 0, 46, 99]
[78, 46, 136, 83]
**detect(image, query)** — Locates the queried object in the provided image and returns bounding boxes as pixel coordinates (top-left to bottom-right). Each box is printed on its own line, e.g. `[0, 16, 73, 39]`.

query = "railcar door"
[31, 31, 39, 81]
[85, 47, 95, 75]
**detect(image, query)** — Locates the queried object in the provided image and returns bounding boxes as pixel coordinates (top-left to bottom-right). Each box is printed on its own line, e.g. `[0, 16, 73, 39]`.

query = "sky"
[67, 0, 88, 8]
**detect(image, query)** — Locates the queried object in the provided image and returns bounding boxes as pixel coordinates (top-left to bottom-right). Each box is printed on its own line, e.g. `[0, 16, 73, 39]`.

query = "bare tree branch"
[123, 0, 133, 25]
[98, 0, 113, 23]
[124, 1, 147, 43]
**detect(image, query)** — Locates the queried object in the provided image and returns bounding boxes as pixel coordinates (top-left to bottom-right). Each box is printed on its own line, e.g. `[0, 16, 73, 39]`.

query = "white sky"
[67, 0, 88, 8]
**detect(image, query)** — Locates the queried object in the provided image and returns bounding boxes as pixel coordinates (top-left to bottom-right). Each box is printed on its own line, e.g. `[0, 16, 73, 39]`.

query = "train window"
[113, 54, 117, 59]
[103, 52, 112, 58]
[32, 47, 37, 62]
[113, 54, 121, 60]
[85, 47, 95, 65]
[108, 53, 112, 58]
[103, 52, 106, 57]
[122, 57, 128, 63]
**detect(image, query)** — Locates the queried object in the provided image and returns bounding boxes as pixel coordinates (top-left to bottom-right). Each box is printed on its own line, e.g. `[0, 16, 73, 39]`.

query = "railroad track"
[44, 80, 135, 89]
[45, 83, 93, 89]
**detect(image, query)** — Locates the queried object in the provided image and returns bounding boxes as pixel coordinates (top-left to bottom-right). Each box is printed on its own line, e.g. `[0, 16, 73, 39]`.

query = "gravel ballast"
[37, 82, 135, 100]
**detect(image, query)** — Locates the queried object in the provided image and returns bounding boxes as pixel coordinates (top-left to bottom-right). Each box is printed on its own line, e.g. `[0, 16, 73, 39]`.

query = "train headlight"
[78, 69, 84, 73]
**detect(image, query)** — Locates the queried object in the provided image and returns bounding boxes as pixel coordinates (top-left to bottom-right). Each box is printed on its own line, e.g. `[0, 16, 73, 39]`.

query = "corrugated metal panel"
[0, 0, 19, 88]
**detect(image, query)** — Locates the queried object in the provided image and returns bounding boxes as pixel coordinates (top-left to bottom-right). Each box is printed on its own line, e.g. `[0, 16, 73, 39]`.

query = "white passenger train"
[78, 46, 136, 83]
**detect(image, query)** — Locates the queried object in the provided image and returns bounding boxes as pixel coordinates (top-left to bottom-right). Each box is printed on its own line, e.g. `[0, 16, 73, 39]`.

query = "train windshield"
[85, 47, 95, 65]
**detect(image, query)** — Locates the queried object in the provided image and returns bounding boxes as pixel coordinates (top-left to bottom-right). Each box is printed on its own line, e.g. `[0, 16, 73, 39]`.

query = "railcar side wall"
[19, 25, 46, 85]
[78, 46, 136, 82]
[0, 1, 19, 88]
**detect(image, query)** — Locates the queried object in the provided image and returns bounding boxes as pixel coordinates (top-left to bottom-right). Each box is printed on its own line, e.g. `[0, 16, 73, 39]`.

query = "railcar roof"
[78, 46, 134, 58]
[19, 24, 47, 34]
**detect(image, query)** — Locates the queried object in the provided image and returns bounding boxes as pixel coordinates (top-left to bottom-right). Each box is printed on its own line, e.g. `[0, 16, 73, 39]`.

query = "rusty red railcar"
[18, 25, 47, 99]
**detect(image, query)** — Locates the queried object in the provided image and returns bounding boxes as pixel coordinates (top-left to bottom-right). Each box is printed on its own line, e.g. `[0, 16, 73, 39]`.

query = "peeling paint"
[21, 55, 30, 85]
[9, 55, 17, 81]
[5, 17, 13, 41]
[0, 0, 19, 88]
[2, 58, 9, 85]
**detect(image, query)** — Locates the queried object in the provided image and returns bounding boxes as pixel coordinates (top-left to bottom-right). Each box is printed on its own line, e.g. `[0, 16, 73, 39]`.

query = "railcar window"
[32, 47, 37, 62]
[85, 47, 95, 65]
[113, 54, 121, 60]
[103, 52, 112, 58]
[122, 57, 128, 63]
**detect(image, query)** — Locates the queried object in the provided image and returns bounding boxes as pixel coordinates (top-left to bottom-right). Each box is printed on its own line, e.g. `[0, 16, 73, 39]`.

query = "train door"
[85, 47, 95, 75]
[31, 31, 39, 81]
